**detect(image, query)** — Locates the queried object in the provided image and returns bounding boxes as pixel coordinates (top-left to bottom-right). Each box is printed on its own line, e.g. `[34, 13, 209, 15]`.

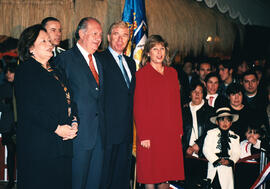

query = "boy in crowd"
[203, 107, 240, 188]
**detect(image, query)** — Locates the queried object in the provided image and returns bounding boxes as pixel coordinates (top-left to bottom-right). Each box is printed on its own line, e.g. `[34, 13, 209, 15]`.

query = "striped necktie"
[118, 55, 130, 88]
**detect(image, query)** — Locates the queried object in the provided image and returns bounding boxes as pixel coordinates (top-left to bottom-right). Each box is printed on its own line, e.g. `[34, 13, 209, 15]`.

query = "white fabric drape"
[196, 0, 270, 27]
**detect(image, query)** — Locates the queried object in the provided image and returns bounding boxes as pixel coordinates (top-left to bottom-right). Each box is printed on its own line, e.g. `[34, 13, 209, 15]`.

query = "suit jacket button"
[96, 87, 99, 91]
[95, 113, 98, 116]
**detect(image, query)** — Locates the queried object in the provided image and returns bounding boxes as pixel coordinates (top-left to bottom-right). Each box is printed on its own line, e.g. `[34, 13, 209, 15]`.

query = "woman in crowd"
[182, 81, 214, 188]
[226, 83, 252, 140]
[134, 35, 185, 189]
[15, 24, 78, 189]
[0, 62, 17, 189]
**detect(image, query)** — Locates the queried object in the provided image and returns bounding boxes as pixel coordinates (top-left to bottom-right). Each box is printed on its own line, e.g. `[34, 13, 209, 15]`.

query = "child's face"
[246, 129, 260, 140]
[216, 116, 232, 130]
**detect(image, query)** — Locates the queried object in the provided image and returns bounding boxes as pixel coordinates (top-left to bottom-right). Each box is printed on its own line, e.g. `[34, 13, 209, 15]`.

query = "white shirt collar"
[76, 42, 90, 61]
[108, 46, 132, 80]
[108, 46, 123, 59]
[76, 42, 99, 74]
[189, 99, 205, 112]
[206, 93, 218, 99]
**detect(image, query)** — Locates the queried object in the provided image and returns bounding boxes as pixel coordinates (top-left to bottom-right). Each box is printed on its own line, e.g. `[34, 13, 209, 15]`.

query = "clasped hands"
[55, 117, 78, 140]
[186, 144, 199, 155]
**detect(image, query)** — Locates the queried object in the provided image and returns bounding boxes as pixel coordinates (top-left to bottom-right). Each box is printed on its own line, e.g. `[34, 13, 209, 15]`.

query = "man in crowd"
[97, 21, 136, 189]
[192, 58, 211, 86]
[218, 59, 235, 97]
[41, 17, 65, 57]
[205, 72, 228, 109]
[242, 70, 269, 134]
[55, 17, 105, 189]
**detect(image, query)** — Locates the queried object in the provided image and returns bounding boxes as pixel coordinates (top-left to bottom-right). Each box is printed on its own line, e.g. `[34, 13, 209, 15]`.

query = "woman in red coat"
[134, 35, 185, 189]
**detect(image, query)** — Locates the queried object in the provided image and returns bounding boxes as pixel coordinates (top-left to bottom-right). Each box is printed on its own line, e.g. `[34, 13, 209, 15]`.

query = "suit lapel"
[72, 46, 99, 96]
[105, 49, 130, 90]
[124, 55, 136, 91]
[74, 46, 99, 85]
[94, 53, 103, 89]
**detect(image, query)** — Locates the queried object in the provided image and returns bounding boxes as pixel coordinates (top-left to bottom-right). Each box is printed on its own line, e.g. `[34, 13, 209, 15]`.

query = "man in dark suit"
[41, 17, 65, 57]
[205, 72, 229, 109]
[54, 17, 105, 189]
[242, 70, 269, 134]
[97, 21, 136, 189]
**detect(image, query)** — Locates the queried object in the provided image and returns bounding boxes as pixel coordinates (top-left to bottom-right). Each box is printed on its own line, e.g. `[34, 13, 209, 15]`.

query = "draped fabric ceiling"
[0, 0, 268, 56]
[0, 0, 75, 40]
[196, 0, 270, 27]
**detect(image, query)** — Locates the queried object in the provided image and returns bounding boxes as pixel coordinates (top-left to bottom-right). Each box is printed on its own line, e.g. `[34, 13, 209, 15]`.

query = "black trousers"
[101, 143, 132, 189]
[184, 157, 208, 189]
[17, 156, 72, 189]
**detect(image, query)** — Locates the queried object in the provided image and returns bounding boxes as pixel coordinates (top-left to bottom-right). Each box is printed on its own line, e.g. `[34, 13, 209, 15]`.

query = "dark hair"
[254, 65, 263, 74]
[41, 17, 60, 28]
[245, 124, 264, 137]
[219, 59, 233, 70]
[205, 72, 220, 83]
[75, 17, 101, 40]
[140, 35, 170, 68]
[198, 57, 211, 69]
[18, 24, 46, 62]
[242, 70, 258, 81]
[189, 81, 207, 98]
[226, 83, 245, 96]
[5, 62, 17, 74]
[0, 61, 3, 70]
[183, 56, 194, 64]
[217, 116, 233, 122]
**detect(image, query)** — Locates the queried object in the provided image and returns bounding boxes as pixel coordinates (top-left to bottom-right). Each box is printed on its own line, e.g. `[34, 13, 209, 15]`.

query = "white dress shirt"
[189, 100, 205, 157]
[76, 43, 99, 74]
[108, 46, 132, 81]
[206, 93, 218, 107]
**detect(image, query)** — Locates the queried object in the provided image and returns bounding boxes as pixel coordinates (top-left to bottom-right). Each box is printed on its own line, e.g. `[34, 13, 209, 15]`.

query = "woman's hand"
[192, 144, 200, 154]
[71, 116, 78, 130]
[55, 124, 78, 140]
[186, 146, 194, 155]
[141, 140, 150, 149]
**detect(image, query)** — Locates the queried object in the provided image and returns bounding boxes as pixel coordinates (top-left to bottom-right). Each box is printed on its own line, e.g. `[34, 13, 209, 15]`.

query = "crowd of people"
[172, 53, 270, 188]
[0, 16, 269, 189]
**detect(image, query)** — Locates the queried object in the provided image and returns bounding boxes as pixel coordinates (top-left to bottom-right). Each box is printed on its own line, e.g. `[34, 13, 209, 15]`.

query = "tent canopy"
[196, 0, 270, 27]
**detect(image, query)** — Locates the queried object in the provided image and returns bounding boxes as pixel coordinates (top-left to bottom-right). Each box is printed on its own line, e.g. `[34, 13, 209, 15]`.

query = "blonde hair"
[140, 35, 170, 68]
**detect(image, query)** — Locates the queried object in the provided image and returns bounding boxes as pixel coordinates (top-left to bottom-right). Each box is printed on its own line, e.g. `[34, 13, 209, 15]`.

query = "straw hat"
[210, 107, 239, 124]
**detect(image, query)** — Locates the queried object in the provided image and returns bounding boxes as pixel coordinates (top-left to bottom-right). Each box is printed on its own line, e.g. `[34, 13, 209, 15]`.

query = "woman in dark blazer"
[14, 24, 78, 189]
[182, 81, 214, 189]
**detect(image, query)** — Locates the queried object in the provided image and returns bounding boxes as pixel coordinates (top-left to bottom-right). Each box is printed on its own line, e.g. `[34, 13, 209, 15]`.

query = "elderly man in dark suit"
[54, 17, 105, 189]
[97, 21, 136, 189]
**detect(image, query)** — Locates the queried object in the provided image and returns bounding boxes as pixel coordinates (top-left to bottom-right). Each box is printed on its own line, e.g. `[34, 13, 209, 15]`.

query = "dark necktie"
[88, 54, 99, 86]
[118, 55, 130, 88]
